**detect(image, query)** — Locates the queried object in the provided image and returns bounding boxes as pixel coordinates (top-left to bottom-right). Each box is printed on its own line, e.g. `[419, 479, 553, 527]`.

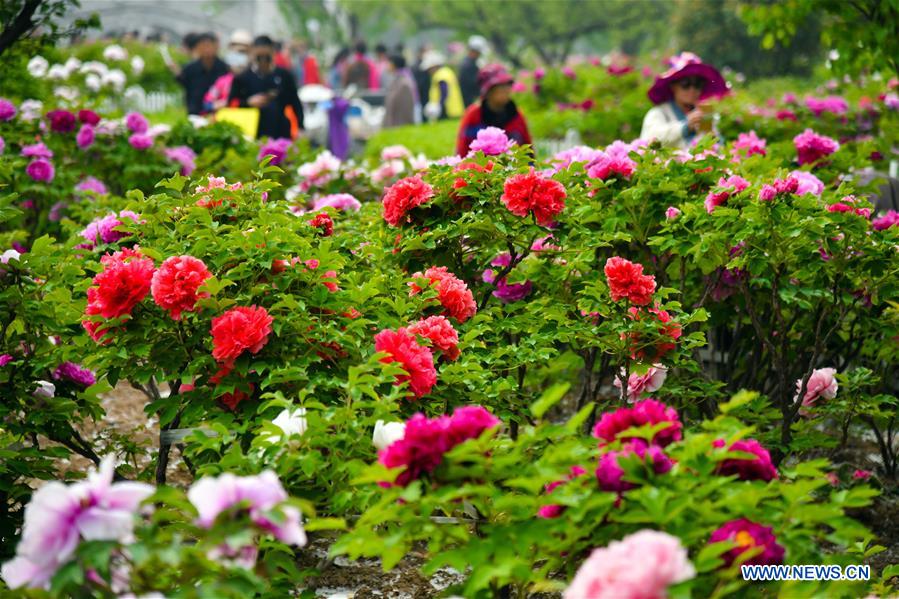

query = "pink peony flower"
[793, 128, 839, 165]
[76, 124, 95, 149]
[731, 131, 767, 161]
[482, 253, 532, 304]
[796, 367, 838, 410]
[705, 175, 750, 213]
[409, 266, 477, 323]
[613, 365, 667, 402]
[595, 440, 673, 493]
[76, 176, 108, 196]
[374, 327, 437, 398]
[564, 530, 695, 599]
[164, 146, 197, 176]
[501, 170, 567, 226]
[52, 362, 96, 387]
[852, 469, 872, 481]
[211, 306, 273, 367]
[593, 399, 682, 447]
[80, 211, 140, 247]
[468, 126, 514, 156]
[26, 159, 54, 182]
[0, 98, 16, 121]
[586, 152, 637, 181]
[21, 142, 53, 159]
[712, 438, 777, 482]
[805, 95, 848, 117]
[382, 175, 434, 226]
[257, 137, 292, 165]
[128, 133, 153, 150]
[408, 315, 460, 361]
[312, 193, 361, 212]
[871, 210, 899, 230]
[708, 518, 785, 566]
[538, 465, 587, 519]
[790, 170, 824, 196]
[665, 206, 681, 220]
[0, 456, 153, 590]
[124, 111, 149, 134]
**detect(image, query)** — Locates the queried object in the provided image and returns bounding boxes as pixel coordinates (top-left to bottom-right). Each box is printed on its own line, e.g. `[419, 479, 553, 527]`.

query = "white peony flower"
[33, 380, 56, 399]
[18, 99, 42, 121]
[266, 407, 308, 442]
[1, 249, 21, 264]
[47, 64, 69, 80]
[80, 60, 109, 76]
[27, 56, 49, 78]
[85, 73, 102, 92]
[103, 44, 128, 61]
[372, 420, 406, 451]
[64, 57, 82, 73]
[130, 55, 145, 75]
[54, 86, 79, 102]
[187, 114, 209, 128]
[102, 69, 126, 91]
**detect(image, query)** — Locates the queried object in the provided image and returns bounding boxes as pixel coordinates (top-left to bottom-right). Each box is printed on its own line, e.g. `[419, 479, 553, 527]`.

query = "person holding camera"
[640, 52, 728, 149]
[229, 35, 304, 139]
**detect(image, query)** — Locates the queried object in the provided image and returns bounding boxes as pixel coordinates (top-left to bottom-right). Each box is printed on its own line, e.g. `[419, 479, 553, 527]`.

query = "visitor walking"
[459, 35, 488, 107]
[290, 40, 321, 86]
[202, 30, 251, 113]
[174, 32, 229, 115]
[343, 40, 379, 90]
[228, 35, 304, 139]
[383, 54, 416, 128]
[456, 64, 532, 156]
[422, 50, 464, 122]
[640, 52, 728, 149]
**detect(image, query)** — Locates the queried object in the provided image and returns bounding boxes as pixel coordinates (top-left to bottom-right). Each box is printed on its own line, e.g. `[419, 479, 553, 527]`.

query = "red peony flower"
[210, 305, 273, 366]
[209, 364, 254, 411]
[382, 174, 434, 226]
[77, 109, 101, 125]
[374, 327, 437, 398]
[46, 109, 76, 133]
[712, 438, 778, 482]
[452, 160, 494, 191]
[308, 211, 333, 236]
[627, 306, 682, 360]
[151, 255, 212, 319]
[409, 266, 476, 323]
[500, 170, 566, 226]
[593, 399, 683, 448]
[408, 315, 460, 361]
[84, 248, 155, 320]
[604, 256, 656, 305]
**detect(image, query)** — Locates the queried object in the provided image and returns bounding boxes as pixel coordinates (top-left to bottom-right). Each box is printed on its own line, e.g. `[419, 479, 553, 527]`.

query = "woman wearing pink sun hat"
[640, 52, 729, 149]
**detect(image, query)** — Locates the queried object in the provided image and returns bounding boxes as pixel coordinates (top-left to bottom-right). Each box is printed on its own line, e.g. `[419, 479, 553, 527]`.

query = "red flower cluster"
[452, 160, 494, 191]
[308, 211, 333, 236]
[151, 255, 211, 320]
[379, 406, 501, 486]
[593, 399, 683, 448]
[382, 175, 434, 226]
[604, 257, 656, 305]
[409, 266, 477, 323]
[627, 306, 682, 360]
[82, 248, 155, 342]
[209, 364, 253, 411]
[374, 327, 437, 398]
[210, 305, 273, 367]
[500, 171, 566, 226]
[712, 438, 778, 482]
[408, 315, 460, 361]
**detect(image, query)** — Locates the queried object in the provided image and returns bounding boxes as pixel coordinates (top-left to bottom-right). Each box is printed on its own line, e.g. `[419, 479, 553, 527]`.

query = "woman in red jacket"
[456, 64, 532, 157]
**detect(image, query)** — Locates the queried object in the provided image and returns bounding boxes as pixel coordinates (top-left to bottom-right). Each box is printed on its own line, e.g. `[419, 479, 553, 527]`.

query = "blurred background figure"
[329, 47, 350, 90]
[203, 30, 251, 112]
[344, 40, 379, 90]
[422, 50, 463, 122]
[374, 43, 391, 88]
[290, 39, 321, 86]
[383, 54, 415, 128]
[412, 46, 431, 114]
[229, 35, 304, 139]
[174, 32, 229, 115]
[460, 35, 489, 107]
[456, 63, 532, 156]
[640, 52, 728, 149]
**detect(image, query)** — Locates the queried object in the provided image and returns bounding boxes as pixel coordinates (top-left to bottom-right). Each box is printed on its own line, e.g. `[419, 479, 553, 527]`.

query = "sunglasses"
[675, 77, 705, 90]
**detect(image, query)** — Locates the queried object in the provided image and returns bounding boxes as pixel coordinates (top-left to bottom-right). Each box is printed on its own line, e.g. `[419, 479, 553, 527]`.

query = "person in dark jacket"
[412, 46, 431, 112]
[175, 32, 229, 115]
[456, 64, 532, 157]
[459, 35, 488, 107]
[383, 54, 415, 128]
[228, 35, 304, 139]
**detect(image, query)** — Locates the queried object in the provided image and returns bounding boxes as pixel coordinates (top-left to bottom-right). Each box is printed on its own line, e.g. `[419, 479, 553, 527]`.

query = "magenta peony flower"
[77, 109, 100, 125]
[52, 362, 96, 387]
[257, 137, 292, 165]
[790, 170, 824, 196]
[482, 253, 532, 303]
[128, 133, 153, 150]
[0, 136, 5, 155]
[538, 465, 587, 519]
[613, 365, 667, 402]
[468, 126, 514, 156]
[26, 159, 54, 182]
[712, 438, 777, 481]
[665, 206, 681, 220]
[796, 367, 838, 411]
[312, 193, 361, 212]
[586, 152, 636, 181]
[80, 211, 141, 247]
[852, 469, 872, 480]
[76, 124, 95, 149]
[731, 131, 766, 161]
[0, 456, 153, 590]
[872, 210, 899, 231]
[552, 145, 603, 172]
[564, 530, 695, 599]
[793, 128, 839, 165]
[164, 145, 197, 176]
[21, 142, 53, 159]
[76, 176, 108, 196]
[124, 111, 149, 134]
[805, 95, 848, 117]
[0, 98, 16, 121]
[46, 109, 76, 133]
[705, 175, 750, 213]
[48, 201, 68, 222]
[708, 518, 785, 566]
[595, 440, 673, 492]
[593, 399, 682, 448]
[0, 354, 13, 366]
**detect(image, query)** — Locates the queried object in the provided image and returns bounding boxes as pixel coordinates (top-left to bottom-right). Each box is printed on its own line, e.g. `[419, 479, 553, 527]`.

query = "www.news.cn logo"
[742, 564, 870, 581]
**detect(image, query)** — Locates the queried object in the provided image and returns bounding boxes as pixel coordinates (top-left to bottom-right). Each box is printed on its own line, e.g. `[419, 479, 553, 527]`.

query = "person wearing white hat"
[423, 50, 464, 121]
[460, 36, 488, 107]
[203, 30, 252, 112]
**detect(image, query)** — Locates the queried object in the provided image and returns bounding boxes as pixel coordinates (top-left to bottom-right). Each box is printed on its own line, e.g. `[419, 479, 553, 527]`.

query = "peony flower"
[379, 406, 500, 486]
[372, 420, 406, 451]
[482, 253, 532, 304]
[151, 255, 212, 320]
[665, 206, 681, 220]
[21, 142, 53, 159]
[374, 327, 437, 398]
[805, 95, 848, 117]
[46, 109, 76, 133]
[83, 248, 155, 323]
[382, 174, 434, 226]
[537, 466, 587, 518]
[258, 137, 292, 165]
[552, 145, 603, 172]
[381, 144, 411, 160]
[708, 518, 785, 566]
[80, 211, 141, 247]
[76, 124, 95, 149]
[125, 112, 148, 134]
[211, 306, 273, 366]
[595, 440, 673, 492]
[18, 99, 43, 121]
[0, 456, 153, 590]
[409, 266, 477, 323]
[52, 362, 96, 387]
[308, 211, 334, 236]
[298, 150, 341, 189]
[793, 128, 839, 165]
[564, 530, 695, 599]
[128, 133, 152, 150]
[76, 176, 108, 196]
[267, 407, 308, 441]
[500, 170, 567, 226]
[852, 469, 871, 480]
[103, 44, 128, 61]
[164, 146, 197, 176]
[586, 152, 637, 181]
[0, 98, 16, 121]
[408, 315, 460, 361]
[312, 193, 361, 212]
[468, 126, 514, 156]
[0, 354, 13, 367]
[790, 170, 824, 196]
[593, 399, 682, 448]
[712, 438, 777, 482]
[705, 175, 750, 213]
[872, 210, 899, 231]
[613, 365, 667, 402]
[26, 159, 54, 182]
[27, 56, 49, 78]
[795, 367, 838, 410]
[78, 109, 100, 125]
[33, 380, 56, 399]
[731, 131, 766, 161]
[604, 256, 656, 305]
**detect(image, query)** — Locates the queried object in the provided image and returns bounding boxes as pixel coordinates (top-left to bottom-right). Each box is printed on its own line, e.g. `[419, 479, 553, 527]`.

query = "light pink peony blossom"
[796, 367, 838, 411]
[790, 170, 824, 196]
[665, 206, 681, 220]
[613, 365, 668, 402]
[468, 126, 514, 156]
[564, 530, 695, 599]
